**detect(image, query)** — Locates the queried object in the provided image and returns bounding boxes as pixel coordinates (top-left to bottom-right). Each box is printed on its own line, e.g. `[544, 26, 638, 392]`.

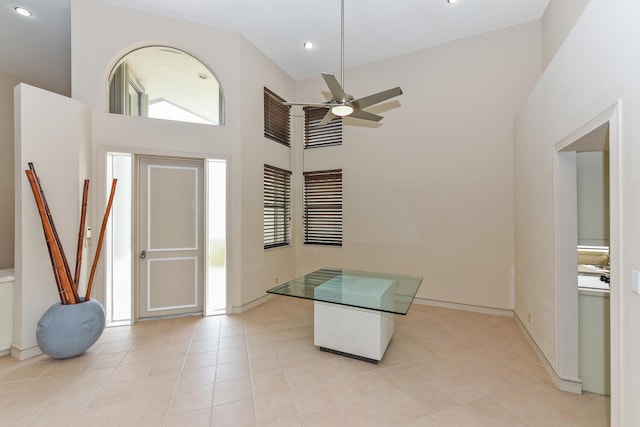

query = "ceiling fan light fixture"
[331, 104, 354, 117]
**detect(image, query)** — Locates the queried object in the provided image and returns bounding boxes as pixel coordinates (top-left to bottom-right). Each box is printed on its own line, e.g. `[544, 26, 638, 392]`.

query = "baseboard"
[10, 344, 42, 360]
[232, 293, 274, 314]
[413, 297, 514, 317]
[513, 313, 583, 394]
[0, 348, 9, 357]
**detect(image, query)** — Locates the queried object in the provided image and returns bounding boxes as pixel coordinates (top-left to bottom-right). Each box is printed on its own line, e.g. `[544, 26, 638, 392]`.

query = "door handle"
[140, 250, 146, 259]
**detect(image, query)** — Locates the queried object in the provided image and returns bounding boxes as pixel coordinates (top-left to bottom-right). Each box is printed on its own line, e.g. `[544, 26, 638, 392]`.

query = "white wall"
[294, 22, 541, 312]
[0, 60, 72, 272]
[514, 0, 640, 423]
[238, 42, 298, 305]
[541, 0, 591, 69]
[71, 0, 295, 310]
[14, 84, 91, 358]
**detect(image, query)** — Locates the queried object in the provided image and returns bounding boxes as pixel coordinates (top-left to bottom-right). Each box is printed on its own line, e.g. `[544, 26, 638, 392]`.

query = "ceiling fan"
[285, 0, 403, 125]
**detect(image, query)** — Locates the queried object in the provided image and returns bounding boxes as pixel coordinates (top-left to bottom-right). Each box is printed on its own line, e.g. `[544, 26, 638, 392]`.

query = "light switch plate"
[631, 270, 640, 295]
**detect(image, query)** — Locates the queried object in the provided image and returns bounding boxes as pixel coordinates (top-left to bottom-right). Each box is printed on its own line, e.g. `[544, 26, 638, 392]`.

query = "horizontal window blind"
[264, 164, 292, 249]
[303, 169, 342, 246]
[264, 87, 291, 146]
[304, 107, 342, 148]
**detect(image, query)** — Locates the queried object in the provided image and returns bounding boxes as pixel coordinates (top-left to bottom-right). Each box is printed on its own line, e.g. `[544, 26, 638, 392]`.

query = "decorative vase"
[36, 298, 105, 359]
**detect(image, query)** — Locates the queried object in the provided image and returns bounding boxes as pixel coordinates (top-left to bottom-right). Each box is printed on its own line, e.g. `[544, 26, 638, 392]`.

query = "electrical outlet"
[274, 277, 279, 284]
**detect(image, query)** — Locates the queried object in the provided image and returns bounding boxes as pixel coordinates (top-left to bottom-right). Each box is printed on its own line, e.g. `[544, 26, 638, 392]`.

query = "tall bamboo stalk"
[74, 180, 90, 288]
[25, 169, 76, 304]
[28, 163, 80, 303]
[85, 179, 117, 301]
[49, 251, 69, 304]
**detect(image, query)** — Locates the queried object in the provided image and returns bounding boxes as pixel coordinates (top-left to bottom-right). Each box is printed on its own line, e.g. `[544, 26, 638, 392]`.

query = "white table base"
[314, 301, 394, 363]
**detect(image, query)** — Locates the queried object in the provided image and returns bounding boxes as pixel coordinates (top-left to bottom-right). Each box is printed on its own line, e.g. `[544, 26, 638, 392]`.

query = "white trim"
[147, 248, 197, 252]
[609, 102, 622, 426]
[232, 293, 274, 314]
[412, 297, 514, 317]
[514, 313, 583, 394]
[10, 344, 42, 360]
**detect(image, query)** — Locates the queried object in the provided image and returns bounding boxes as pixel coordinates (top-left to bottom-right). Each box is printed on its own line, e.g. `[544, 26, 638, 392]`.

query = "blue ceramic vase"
[36, 298, 105, 359]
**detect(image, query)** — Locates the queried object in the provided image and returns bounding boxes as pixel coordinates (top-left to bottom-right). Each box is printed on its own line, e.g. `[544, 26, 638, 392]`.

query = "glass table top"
[266, 268, 423, 315]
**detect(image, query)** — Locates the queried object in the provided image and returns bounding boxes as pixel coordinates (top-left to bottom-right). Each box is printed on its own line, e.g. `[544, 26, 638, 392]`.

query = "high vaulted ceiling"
[0, 0, 550, 95]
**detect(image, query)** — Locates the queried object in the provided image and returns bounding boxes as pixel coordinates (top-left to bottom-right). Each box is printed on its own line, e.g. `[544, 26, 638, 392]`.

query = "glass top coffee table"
[267, 268, 423, 363]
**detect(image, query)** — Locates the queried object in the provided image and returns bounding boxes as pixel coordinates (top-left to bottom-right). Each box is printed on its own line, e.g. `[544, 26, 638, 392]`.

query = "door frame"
[97, 146, 232, 324]
[553, 102, 619, 420]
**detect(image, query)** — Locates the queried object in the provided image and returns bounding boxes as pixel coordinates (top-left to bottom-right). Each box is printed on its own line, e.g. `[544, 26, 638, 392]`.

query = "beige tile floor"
[0, 298, 609, 426]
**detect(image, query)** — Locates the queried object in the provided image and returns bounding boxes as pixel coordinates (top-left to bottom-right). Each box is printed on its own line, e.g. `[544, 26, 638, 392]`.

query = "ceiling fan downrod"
[340, 0, 345, 91]
[282, 0, 403, 124]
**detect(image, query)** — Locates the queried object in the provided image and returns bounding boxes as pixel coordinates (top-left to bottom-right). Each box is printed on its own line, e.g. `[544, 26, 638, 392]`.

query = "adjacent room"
[1, 0, 638, 425]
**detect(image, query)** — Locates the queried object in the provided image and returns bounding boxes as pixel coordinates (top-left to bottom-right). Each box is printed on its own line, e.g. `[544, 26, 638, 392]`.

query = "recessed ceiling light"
[447, 0, 459, 4]
[14, 6, 33, 17]
[303, 41, 315, 50]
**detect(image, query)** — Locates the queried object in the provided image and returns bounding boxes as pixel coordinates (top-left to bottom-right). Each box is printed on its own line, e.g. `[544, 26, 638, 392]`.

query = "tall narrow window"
[264, 164, 292, 249]
[207, 159, 227, 314]
[264, 87, 291, 146]
[304, 107, 342, 148]
[303, 169, 342, 246]
[106, 152, 132, 325]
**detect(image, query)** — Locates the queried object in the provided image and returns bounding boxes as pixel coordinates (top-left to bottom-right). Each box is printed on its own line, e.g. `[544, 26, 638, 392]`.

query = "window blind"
[303, 169, 343, 246]
[264, 164, 292, 249]
[264, 87, 291, 146]
[304, 107, 342, 148]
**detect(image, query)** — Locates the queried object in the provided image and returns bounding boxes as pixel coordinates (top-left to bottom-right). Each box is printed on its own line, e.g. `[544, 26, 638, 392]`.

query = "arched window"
[108, 46, 222, 125]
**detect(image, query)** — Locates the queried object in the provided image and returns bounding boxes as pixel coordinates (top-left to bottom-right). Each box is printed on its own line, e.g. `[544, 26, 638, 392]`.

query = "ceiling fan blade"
[282, 101, 332, 107]
[322, 73, 349, 102]
[319, 109, 337, 125]
[349, 110, 383, 122]
[353, 87, 403, 110]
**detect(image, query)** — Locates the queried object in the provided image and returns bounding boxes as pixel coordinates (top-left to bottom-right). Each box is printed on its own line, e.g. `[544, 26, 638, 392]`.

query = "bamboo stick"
[25, 169, 76, 304]
[28, 163, 80, 303]
[25, 169, 65, 303]
[74, 180, 90, 288]
[50, 252, 69, 305]
[85, 179, 117, 301]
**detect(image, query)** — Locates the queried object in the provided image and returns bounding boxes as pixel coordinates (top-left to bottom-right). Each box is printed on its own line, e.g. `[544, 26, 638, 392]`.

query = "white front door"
[138, 156, 204, 318]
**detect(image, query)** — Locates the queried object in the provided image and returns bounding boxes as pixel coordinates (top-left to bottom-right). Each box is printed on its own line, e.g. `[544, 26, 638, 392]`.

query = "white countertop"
[0, 269, 15, 283]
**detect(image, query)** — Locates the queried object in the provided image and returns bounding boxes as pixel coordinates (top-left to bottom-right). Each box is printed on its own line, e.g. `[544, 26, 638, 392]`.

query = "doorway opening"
[554, 105, 618, 403]
[105, 153, 228, 324]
